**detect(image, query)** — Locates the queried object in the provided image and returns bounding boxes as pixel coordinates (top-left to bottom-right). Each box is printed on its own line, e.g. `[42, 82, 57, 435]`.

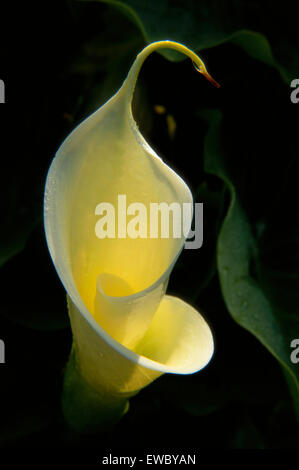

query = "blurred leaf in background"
[83, 0, 299, 81]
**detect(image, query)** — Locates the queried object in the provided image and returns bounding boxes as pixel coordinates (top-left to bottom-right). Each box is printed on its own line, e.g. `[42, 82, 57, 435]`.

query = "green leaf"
[0, 197, 41, 268]
[229, 412, 264, 449]
[229, 30, 291, 83]
[0, 227, 69, 330]
[79, 0, 299, 82]
[201, 109, 299, 412]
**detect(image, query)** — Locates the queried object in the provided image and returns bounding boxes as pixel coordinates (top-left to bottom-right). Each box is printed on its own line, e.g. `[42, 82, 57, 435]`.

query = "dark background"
[0, 0, 298, 457]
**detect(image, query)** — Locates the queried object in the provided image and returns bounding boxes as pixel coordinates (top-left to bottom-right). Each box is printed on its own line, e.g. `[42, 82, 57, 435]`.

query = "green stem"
[62, 346, 130, 433]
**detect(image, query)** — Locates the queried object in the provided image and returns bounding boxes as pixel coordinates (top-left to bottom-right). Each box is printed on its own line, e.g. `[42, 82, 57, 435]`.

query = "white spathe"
[44, 41, 215, 400]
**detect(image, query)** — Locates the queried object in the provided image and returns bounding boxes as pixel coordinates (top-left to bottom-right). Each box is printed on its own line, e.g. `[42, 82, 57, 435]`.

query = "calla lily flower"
[44, 41, 216, 431]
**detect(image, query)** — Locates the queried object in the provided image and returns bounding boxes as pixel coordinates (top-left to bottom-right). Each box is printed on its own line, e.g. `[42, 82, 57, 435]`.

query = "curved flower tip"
[44, 40, 217, 432]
